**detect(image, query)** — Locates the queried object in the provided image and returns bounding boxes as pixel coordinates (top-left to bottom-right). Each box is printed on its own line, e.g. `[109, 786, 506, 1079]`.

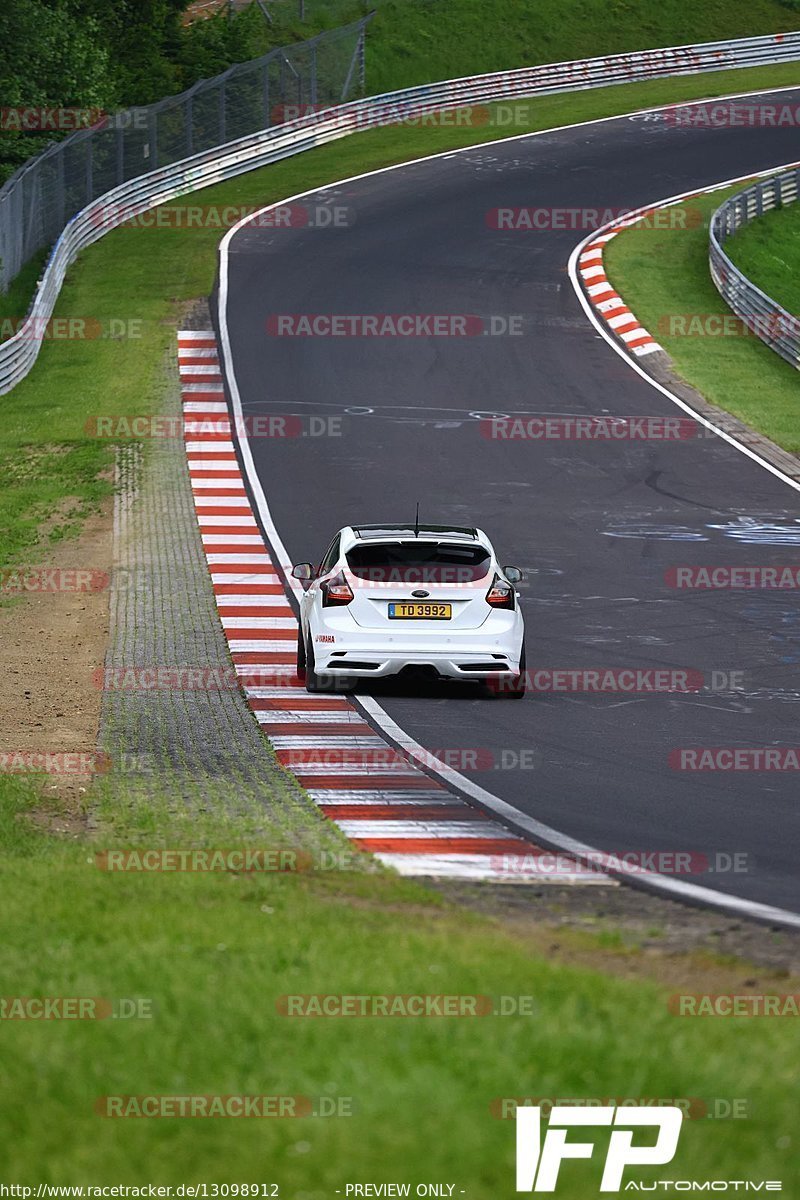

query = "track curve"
[219, 89, 800, 915]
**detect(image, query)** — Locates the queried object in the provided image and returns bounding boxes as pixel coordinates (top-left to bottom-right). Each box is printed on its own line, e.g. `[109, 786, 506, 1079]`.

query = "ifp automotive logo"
[514, 1105, 783, 1192]
[516, 1105, 682, 1192]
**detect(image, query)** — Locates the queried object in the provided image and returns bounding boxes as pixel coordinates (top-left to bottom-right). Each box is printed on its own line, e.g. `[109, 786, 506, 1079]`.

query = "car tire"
[304, 635, 325, 693]
[506, 644, 527, 699]
[296, 626, 306, 679]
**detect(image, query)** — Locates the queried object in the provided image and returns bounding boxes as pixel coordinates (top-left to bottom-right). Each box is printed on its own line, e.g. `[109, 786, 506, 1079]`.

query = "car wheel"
[506, 644, 527, 699]
[296, 626, 306, 679]
[304, 635, 324, 693]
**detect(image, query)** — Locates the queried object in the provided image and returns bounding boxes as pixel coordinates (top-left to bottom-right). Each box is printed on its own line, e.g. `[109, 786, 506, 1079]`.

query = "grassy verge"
[363, 0, 800, 94]
[237, 0, 800, 95]
[3, 61, 800, 571]
[605, 182, 800, 452]
[3, 58, 800, 1186]
[725, 197, 800, 314]
[1, 774, 797, 1185]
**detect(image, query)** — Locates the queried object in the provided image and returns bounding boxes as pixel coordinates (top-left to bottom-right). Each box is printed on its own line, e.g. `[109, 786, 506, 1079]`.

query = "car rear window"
[345, 541, 491, 584]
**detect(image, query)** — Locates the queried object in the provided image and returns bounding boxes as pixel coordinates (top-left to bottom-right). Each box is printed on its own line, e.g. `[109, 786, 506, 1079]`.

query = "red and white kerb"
[178, 331, 610, 885]
[578, 223, 661, 358]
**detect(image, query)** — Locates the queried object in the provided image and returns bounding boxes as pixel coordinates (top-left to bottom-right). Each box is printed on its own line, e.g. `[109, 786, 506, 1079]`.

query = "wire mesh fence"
[0, 16, 369, 293]
[3, 28, 800, 392]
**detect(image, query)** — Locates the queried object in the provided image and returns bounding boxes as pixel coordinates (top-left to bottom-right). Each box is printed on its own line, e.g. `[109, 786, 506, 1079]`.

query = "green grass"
[725, 196, 800, 315]
[0, 250, 47, 333]
[362, 0, 800, 95]
[0, 774, 797, 1186]
[3, 60, 800, 572]
[244, 0, 800, 96]
[605, 183, 800, 452]
[3, 42, 800, 1189]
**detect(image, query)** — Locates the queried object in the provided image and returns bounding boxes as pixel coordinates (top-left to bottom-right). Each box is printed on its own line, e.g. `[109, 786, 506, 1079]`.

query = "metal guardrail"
[3, 28, 800, 394]
[0, 16, 370, 294]
[710, 167, 800, 369]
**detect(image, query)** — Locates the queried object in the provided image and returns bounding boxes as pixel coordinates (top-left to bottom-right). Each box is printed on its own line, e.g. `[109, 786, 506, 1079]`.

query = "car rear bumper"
[312, 634, 524, 681]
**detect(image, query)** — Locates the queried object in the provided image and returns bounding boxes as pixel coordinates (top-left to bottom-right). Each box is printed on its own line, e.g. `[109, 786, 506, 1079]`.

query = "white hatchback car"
[291, 523, 525, 696]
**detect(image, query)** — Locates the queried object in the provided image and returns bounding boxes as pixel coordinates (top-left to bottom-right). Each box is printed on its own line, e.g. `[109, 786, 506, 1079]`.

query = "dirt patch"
[429, 880, 800, 983]
[308, 874, 800, 989]
[0, 500, 113, 819]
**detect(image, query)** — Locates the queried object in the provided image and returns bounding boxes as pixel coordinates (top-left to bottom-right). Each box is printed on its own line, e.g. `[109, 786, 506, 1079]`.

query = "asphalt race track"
[219, 89, 800, 914]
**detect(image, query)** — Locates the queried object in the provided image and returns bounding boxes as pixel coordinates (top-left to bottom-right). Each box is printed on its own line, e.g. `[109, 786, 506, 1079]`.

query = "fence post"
[358, 17, 368, 93]
[310, 43, 318, 107]
[25, 172, 41, 261]
[56, 146, 66, 230]
[0, 199, 8, 293]
[12, 21, 800, 305]
[340, 19, 368, 103]
[220, 78, 227, 144]
[147, 108, 158, 169]
[116, 121, 125, 185]
[86, 136, 94, 203]
[186, 93, 194, 157]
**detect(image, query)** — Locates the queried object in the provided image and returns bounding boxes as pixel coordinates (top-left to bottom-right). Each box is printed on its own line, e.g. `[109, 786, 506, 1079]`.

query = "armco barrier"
[709, 166, 800, 369]
[3, 29, 800, 394]
[0, 17, 370, 293]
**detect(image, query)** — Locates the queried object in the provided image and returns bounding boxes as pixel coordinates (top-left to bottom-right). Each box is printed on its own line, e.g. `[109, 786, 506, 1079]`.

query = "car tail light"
[321, 571, 354, 607]
[486, 574, 515, 610]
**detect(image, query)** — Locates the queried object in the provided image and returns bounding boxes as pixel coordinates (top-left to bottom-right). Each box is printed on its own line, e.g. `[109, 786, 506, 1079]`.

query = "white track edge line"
[568, 159, 800, 495]
[217, 94, 800, 927]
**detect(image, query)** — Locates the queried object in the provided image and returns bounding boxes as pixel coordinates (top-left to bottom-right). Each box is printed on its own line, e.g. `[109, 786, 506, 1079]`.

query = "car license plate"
[388, 602, 452, 620]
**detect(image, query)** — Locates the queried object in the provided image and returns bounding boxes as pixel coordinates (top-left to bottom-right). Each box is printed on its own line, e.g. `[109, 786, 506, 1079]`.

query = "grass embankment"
[0, 774, 797, 1185]
[3, 61, 800, 570]
[256, 0, 800, 95]
[1, 34, 799, 1190]
[605, 183, 800, 452]
[726, 196, 800, 314]
[364, 0, 800, 93]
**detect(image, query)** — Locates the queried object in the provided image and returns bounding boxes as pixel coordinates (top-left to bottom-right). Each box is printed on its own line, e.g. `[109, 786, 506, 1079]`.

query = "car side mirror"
[504, 565, 523, 585]
[292, 563, 315, 587]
